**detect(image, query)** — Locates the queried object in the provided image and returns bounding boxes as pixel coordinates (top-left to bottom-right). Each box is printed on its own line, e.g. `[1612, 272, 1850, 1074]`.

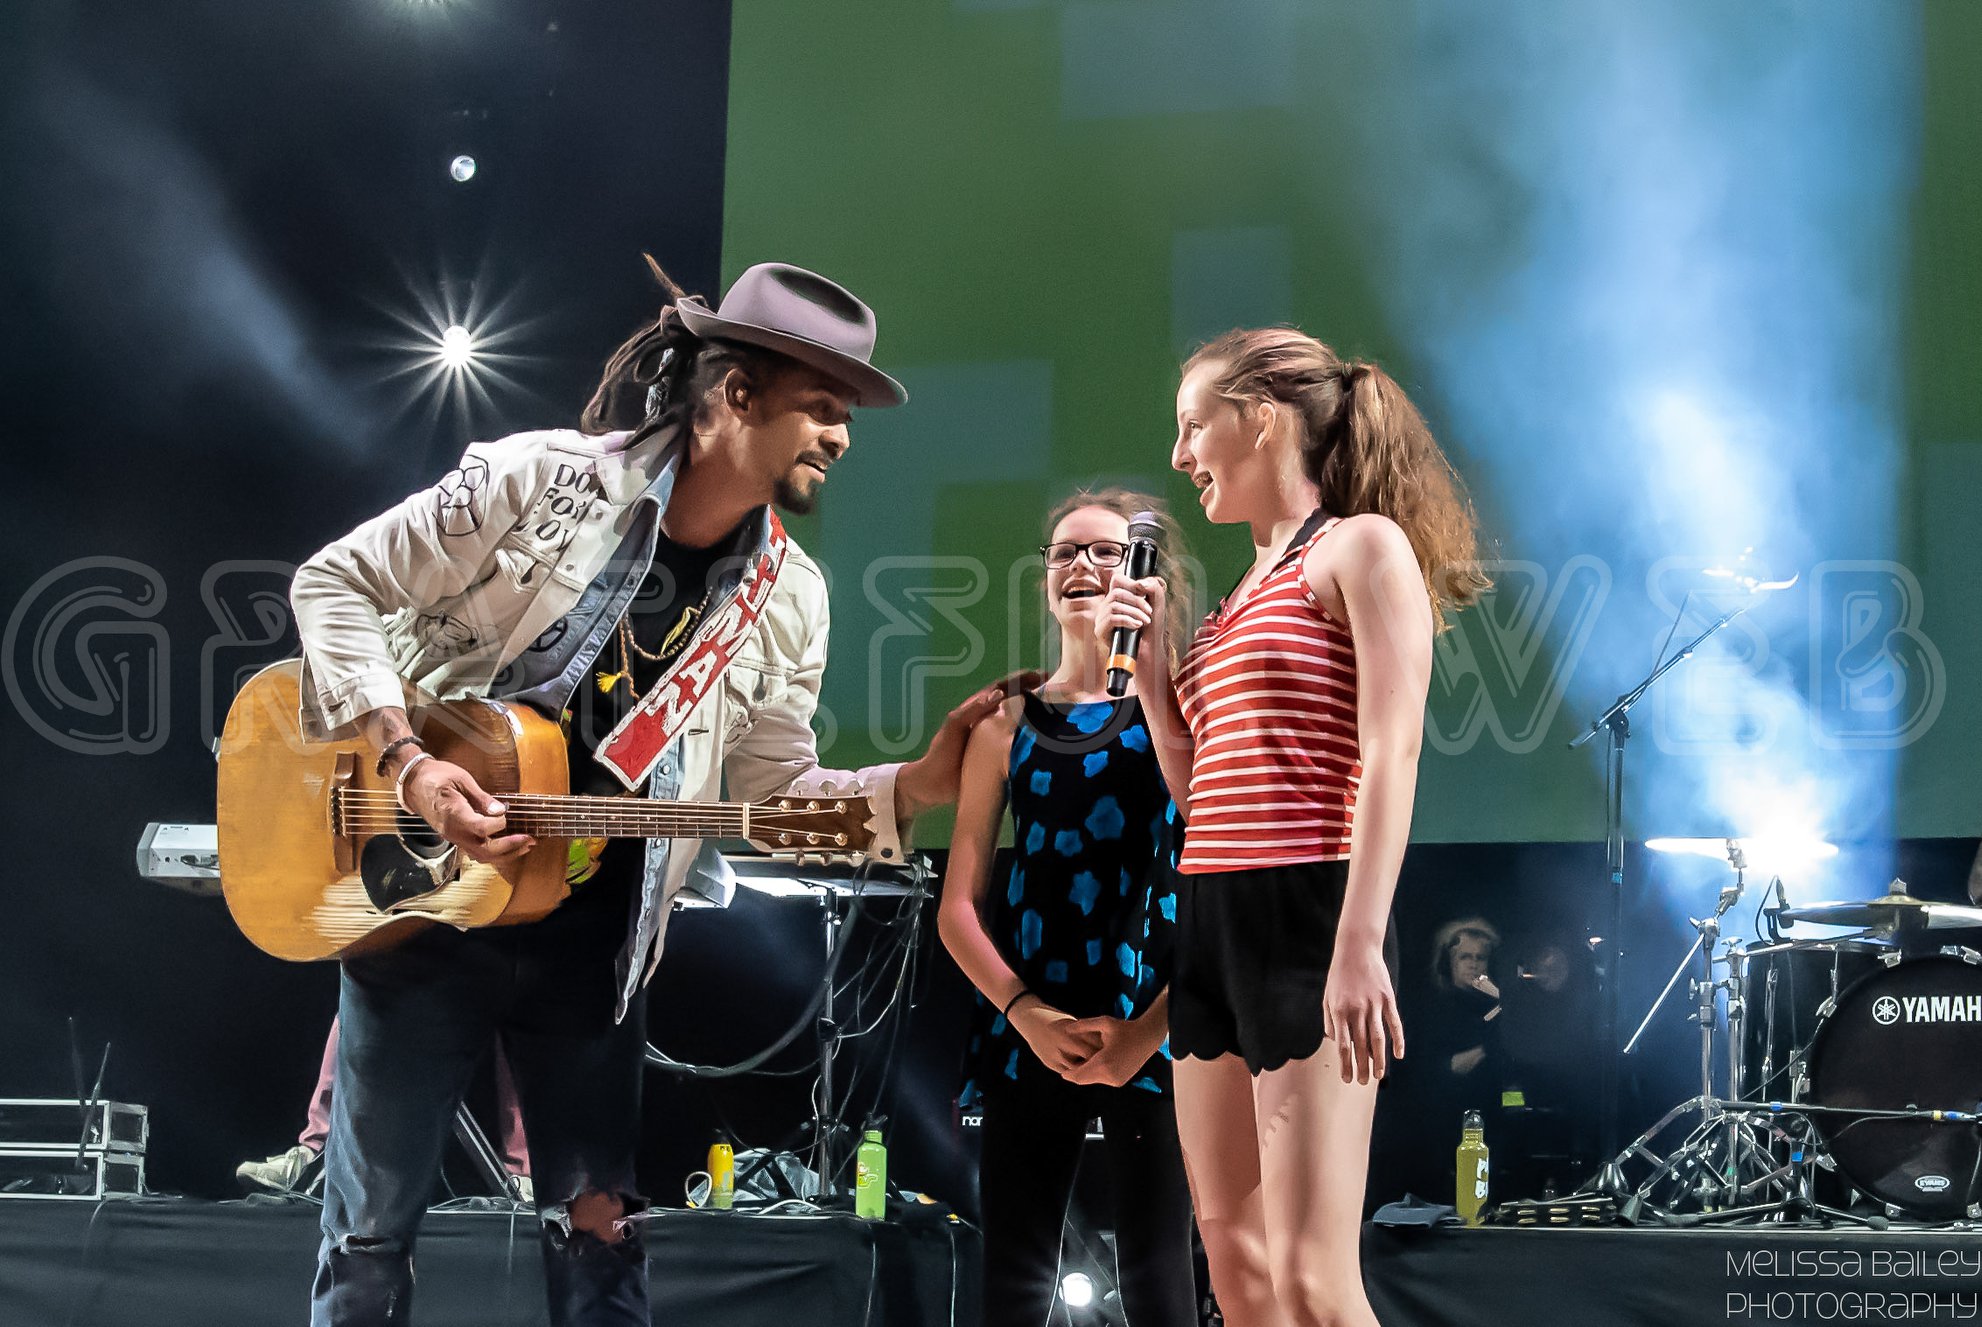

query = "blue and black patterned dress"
[959, 693, 1180, 1106]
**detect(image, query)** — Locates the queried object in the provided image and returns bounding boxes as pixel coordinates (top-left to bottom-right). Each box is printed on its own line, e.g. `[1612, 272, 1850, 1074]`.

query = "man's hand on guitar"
[401, 760, 537, 864]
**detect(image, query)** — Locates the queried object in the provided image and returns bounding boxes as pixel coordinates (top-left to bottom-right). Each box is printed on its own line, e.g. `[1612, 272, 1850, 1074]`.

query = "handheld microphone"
[1105, 512, 1164, 698]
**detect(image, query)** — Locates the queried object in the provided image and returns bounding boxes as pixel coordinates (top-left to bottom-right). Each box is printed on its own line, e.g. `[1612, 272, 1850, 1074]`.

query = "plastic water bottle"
[855, 1128, 888, 1219]
[1456, 1109, 1489, 1227]
[707, 1135, 735, 1211]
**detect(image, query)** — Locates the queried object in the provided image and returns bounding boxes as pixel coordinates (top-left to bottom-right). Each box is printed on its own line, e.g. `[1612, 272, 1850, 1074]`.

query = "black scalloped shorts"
[1168, 859, 1400, 1075]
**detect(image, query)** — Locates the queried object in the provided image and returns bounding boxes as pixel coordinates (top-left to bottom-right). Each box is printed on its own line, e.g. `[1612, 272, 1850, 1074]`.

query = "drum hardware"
[1604, 840, 1815, 1218]
[1602, 863, 1982, 1225]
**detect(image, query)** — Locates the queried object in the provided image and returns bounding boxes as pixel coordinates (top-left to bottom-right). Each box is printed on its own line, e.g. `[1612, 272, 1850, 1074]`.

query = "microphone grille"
[1127, 511, 1163, 542]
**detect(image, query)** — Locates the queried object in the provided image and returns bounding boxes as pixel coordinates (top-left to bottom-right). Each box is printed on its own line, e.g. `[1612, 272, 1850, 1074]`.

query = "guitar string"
[334, 791, 790, 811]
[332, 800, 843, 825]
[333, 792, 856, 819]
[330, 790, 862, 838]
[332, 812, 843, 834]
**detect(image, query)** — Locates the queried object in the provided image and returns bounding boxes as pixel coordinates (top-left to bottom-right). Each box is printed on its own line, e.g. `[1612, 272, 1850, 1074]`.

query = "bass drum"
[1741, 939, 1886, 1100]
[1806, 954, 1982, 1220]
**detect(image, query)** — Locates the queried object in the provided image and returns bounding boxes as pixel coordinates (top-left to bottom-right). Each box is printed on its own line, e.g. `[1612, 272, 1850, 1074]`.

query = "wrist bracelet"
[375, 734, 424, 778]
[394, 752, 435, 813]
[1001, 988, 1035, 1020]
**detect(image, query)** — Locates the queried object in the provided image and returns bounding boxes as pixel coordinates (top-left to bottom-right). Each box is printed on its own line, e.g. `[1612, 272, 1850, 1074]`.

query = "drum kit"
[1604, 839, 1982, 1225]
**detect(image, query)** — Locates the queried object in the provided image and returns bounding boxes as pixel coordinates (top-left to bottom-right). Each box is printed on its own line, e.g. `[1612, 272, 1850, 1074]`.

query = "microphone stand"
[1571, 602, 1754, 1196]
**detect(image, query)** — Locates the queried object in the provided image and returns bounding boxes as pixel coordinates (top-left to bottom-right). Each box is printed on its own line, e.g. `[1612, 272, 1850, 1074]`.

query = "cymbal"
[1779, 893, 1982, 932]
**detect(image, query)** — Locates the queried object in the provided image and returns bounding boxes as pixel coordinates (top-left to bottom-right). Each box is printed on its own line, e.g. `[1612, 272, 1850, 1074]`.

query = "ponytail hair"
[1184, 328, 1489, 630]
[580, 255, 787, 442]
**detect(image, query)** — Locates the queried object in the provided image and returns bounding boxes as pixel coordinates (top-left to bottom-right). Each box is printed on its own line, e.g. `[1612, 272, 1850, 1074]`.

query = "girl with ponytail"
[1098, 328, 1485, 1327]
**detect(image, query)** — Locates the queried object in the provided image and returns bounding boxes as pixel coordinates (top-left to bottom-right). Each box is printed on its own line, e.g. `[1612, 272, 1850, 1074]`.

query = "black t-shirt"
[560, 524, 740, 889]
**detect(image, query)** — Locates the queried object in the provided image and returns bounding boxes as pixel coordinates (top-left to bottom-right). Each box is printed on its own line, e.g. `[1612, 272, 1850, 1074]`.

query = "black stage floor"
[5, 1197, 1980, 1326]
[1365, 1223, 1982, 1326]
[0, 1196, 976, 1327]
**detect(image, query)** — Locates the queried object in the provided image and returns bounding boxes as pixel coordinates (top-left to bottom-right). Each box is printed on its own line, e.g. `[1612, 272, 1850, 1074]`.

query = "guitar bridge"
[329, 753, 356, 873]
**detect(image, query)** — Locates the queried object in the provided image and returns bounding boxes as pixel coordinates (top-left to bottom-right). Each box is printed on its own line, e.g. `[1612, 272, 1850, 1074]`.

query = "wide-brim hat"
[676, 262, 907, 408]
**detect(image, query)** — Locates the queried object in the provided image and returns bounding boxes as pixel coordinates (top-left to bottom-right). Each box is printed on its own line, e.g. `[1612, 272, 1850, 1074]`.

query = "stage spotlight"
[374, 265, 541, 428]
[1061, 1272, 1094, 1309]
[1647, 836, 1838, 867]
[438, 324, 477, 370]
[449, 154, 477, 183]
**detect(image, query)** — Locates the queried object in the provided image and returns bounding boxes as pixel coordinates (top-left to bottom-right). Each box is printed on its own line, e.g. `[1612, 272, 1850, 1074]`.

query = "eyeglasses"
[1039, 540, 1128, 569]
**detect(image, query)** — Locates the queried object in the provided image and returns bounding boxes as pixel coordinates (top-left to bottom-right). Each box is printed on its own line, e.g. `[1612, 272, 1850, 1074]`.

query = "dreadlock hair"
[1184, 327, 1490, 631]
[579, 255, 789, 443]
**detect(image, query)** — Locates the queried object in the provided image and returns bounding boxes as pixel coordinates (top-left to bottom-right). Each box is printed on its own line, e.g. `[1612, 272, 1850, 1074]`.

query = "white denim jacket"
[290, 425, 904, 1014]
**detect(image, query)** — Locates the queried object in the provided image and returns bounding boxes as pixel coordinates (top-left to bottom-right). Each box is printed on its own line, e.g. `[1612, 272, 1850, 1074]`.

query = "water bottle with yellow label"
[1456, 1109, 1489, 1226]
[707, 1134, 735, 1211]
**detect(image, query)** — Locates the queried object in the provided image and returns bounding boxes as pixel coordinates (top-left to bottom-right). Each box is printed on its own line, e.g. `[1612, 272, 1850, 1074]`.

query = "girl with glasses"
[938, 489, 1198, 1327]
[1099, 330, 1486, 1327]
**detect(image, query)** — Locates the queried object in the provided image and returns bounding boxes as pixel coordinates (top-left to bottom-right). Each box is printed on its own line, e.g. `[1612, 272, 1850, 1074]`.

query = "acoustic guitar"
[215, 660, 877, 961]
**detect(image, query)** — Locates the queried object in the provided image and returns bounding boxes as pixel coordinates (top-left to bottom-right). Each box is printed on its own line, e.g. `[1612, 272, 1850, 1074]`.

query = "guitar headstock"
[746, 793, 878, 864]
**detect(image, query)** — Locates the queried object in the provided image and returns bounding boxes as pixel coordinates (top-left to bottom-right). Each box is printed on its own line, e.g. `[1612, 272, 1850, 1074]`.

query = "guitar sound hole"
[396, 813, 447, 856]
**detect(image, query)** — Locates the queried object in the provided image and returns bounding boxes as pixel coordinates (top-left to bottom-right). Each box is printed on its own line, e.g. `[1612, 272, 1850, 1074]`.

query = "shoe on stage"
[235, 1144, 321, 1195]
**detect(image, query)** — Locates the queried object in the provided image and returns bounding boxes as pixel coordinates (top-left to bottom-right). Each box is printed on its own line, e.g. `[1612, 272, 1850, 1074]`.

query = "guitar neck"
[493, 793, 751, 840]
[329, 787, 868, 856]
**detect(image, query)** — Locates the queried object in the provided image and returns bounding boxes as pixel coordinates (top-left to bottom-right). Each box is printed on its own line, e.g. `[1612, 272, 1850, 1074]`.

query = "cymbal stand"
[1604, 844, 1795, 1217]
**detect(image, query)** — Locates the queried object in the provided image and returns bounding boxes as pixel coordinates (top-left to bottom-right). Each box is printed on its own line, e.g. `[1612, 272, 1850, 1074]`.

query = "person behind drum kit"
[287, 258, 1032, 1326]
[938, 489, 1197, 1327]
[1099, 329, 1486, 1327]
[1418, 917, 1504, 1116]
[1384, 917, 1502, 1205]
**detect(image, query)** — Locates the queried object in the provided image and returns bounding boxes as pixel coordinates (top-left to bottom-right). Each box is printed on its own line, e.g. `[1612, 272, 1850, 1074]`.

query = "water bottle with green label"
[1456, 1109, 1489, 1226]
[855, 1128, 888, 1219]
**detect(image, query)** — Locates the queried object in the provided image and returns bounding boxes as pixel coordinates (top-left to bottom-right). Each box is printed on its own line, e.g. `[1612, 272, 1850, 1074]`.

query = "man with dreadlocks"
[289, 261, 1025, 1325]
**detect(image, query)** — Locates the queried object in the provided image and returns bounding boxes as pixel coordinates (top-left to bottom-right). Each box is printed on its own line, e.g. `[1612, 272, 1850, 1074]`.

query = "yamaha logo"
[1879, 992, 1982, 1025]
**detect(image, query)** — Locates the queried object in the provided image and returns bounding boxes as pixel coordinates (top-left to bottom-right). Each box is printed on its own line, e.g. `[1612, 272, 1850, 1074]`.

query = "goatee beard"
[772, 472, 819, 516]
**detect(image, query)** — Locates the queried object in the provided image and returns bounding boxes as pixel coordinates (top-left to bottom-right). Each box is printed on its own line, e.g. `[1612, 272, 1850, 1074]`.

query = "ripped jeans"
[311, 878, 649, 1326]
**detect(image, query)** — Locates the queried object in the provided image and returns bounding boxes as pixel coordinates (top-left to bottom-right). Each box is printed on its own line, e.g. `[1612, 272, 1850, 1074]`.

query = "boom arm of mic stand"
[1571, 597, 1756, 1192]
[1567, 603, 1753, 751]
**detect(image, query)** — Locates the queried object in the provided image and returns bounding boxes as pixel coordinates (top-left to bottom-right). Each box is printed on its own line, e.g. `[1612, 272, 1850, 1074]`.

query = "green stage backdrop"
[719, 0, 1980, 847]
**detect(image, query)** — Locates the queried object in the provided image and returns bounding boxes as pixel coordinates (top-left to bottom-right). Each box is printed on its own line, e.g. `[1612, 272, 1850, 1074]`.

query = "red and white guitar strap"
[594, 513, 789, 790]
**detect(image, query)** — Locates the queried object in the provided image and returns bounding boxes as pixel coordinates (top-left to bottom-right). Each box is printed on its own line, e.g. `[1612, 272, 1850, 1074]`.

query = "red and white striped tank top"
[1173, 517, 1360, 873]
